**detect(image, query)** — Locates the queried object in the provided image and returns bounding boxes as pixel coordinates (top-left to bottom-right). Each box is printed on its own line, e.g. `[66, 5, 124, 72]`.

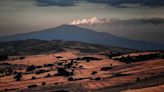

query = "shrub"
[91, 71, 97, 75]
[47, 74, 51, 77]
[35, 70, 47, 74]
[95, 77, 101, 80]
[136, 77, 141, 81]
[55, 68, 73, 77]
[81, 57, 102, 60]
[44, 64, 54, 67]
[58, 63, 63, 66]
[53, 90, 69, 92]
[68, 77, 74, 81]
[20, 56, 25, 60]
[31, 76, 36, 80]
[0, 55, 8, 61]
[14, 72, 22, 81]
[56, 56, 63, 59]
[79, 66, 83, 68]
[86, 59, 90, 62]
[26, 65, 36, 71]
[28, 84, 37, 88]
[42, 82, 46, 86]
[101, 67, 112, 71]
[161, 53, 164, 59]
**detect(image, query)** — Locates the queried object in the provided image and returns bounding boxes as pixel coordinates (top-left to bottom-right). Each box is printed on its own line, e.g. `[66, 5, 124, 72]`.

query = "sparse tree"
[42, 82, 46, 86]
[91, 71, 97, 75]
[14, 72, 22, 81]
[136, 77, 140, 82]
[68, 77, 74, 81]
[31, 76, 36, 80]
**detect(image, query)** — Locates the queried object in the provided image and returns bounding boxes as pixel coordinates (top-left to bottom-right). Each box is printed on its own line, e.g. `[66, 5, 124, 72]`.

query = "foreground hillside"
[0, 49, 164, 92]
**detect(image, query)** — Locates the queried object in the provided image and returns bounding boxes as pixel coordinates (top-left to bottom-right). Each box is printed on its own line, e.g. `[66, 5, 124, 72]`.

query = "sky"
[0, 0, 164, 44]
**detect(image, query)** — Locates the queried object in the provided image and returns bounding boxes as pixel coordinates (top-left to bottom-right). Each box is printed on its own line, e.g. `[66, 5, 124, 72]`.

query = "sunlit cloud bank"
[70, 17, 164, 44]
[70, 17, 164, 26]
[70, 17, 109, 25]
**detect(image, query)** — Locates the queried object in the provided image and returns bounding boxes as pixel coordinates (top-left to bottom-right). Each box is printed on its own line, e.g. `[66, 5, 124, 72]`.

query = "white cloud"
[70, 17, 109, 25]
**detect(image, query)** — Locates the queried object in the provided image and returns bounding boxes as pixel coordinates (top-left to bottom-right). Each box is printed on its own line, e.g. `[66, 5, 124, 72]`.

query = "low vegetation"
[114, 52, 164, 63]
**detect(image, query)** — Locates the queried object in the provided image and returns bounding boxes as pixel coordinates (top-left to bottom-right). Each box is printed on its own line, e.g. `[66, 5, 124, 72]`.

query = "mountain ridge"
[0, 24, 163, 50]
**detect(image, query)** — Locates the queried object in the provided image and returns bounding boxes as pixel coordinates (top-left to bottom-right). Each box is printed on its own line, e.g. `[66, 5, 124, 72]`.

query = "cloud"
[76, 17, 164, 44]
[70, 17, 164, 26]
[85, 0, 164, 7]
[70, 17, 109, 25]
[35, 0, 76, 7]
[34, 0, 164, 7]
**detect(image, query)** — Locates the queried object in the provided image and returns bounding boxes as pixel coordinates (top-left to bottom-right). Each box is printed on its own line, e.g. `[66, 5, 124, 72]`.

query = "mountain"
[0, 25, 163, 50]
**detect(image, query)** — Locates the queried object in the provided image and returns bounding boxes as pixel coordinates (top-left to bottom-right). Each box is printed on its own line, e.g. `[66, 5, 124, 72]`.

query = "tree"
[31, 76, 36, 80]
[68, 77, 74, 81]
[42, 82, 46, 86]
[26, 65, 36, 71]
[161, 53, 164, 59]
[95, 77, 101, 80]
[28, 84, 37, 88]
[91, 71, 97, 75]
[55, 68, 73, 76]
[136, 77, 141, 82]
[101, 67, 112, 71]
[46, 74, 51, 77]
[0, 55, 8, 61]
[86, 59, 90, 62]
[14, 72, 22, 81]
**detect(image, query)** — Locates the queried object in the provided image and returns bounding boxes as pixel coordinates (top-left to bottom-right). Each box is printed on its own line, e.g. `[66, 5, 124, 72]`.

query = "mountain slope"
[0, 39, 136, 56]
[0, 25, 163, 50]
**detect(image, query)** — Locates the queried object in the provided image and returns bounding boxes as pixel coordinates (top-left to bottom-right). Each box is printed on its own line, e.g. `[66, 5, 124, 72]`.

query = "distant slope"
[0, 39, 136, 56]
[0, 25, 163, 50]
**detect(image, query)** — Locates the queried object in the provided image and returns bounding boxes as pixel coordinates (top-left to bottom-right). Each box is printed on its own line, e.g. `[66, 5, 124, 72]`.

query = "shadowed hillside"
[0, 39, 136, 56]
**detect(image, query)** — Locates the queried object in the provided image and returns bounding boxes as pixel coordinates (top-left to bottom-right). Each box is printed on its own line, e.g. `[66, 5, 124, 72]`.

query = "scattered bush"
[14, 72, 22, 81]
[26, 65, 36, 71]
[35, 70, 47, 74]
[68, 77, 74, 81]
[64, 61, 73, 68]
[44, 64, 54, 67]
[114, 53, 163, 63]
[136, 77, 141, 82]
[95, 77, 101, 80]
[27, 84, 37, 88]
[101, 67, 112, 71]
[46, 74, 51, 78]
[86, 59, 90, 62]
[81, 57, 102, 60]
[79, 66, 83, 68]
[53, 90, 69, 92]
[31, 76, 36, 80]
[91, 71, 97, 75]
[58, 63, 63, 66]
[56, 56, 63, 59]
[74, 57, 102, 61]
[42, 82, 46, 86]
[20, 56, 25, 60]
[55, 68, 73, 76]
[0, 55, 8, 61]
[112, 73, 130, 78]
[161, 53, 164, 59]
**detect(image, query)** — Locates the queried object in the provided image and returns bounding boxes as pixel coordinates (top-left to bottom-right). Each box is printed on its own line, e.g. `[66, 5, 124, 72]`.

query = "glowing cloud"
[70, 17, 109, 25]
